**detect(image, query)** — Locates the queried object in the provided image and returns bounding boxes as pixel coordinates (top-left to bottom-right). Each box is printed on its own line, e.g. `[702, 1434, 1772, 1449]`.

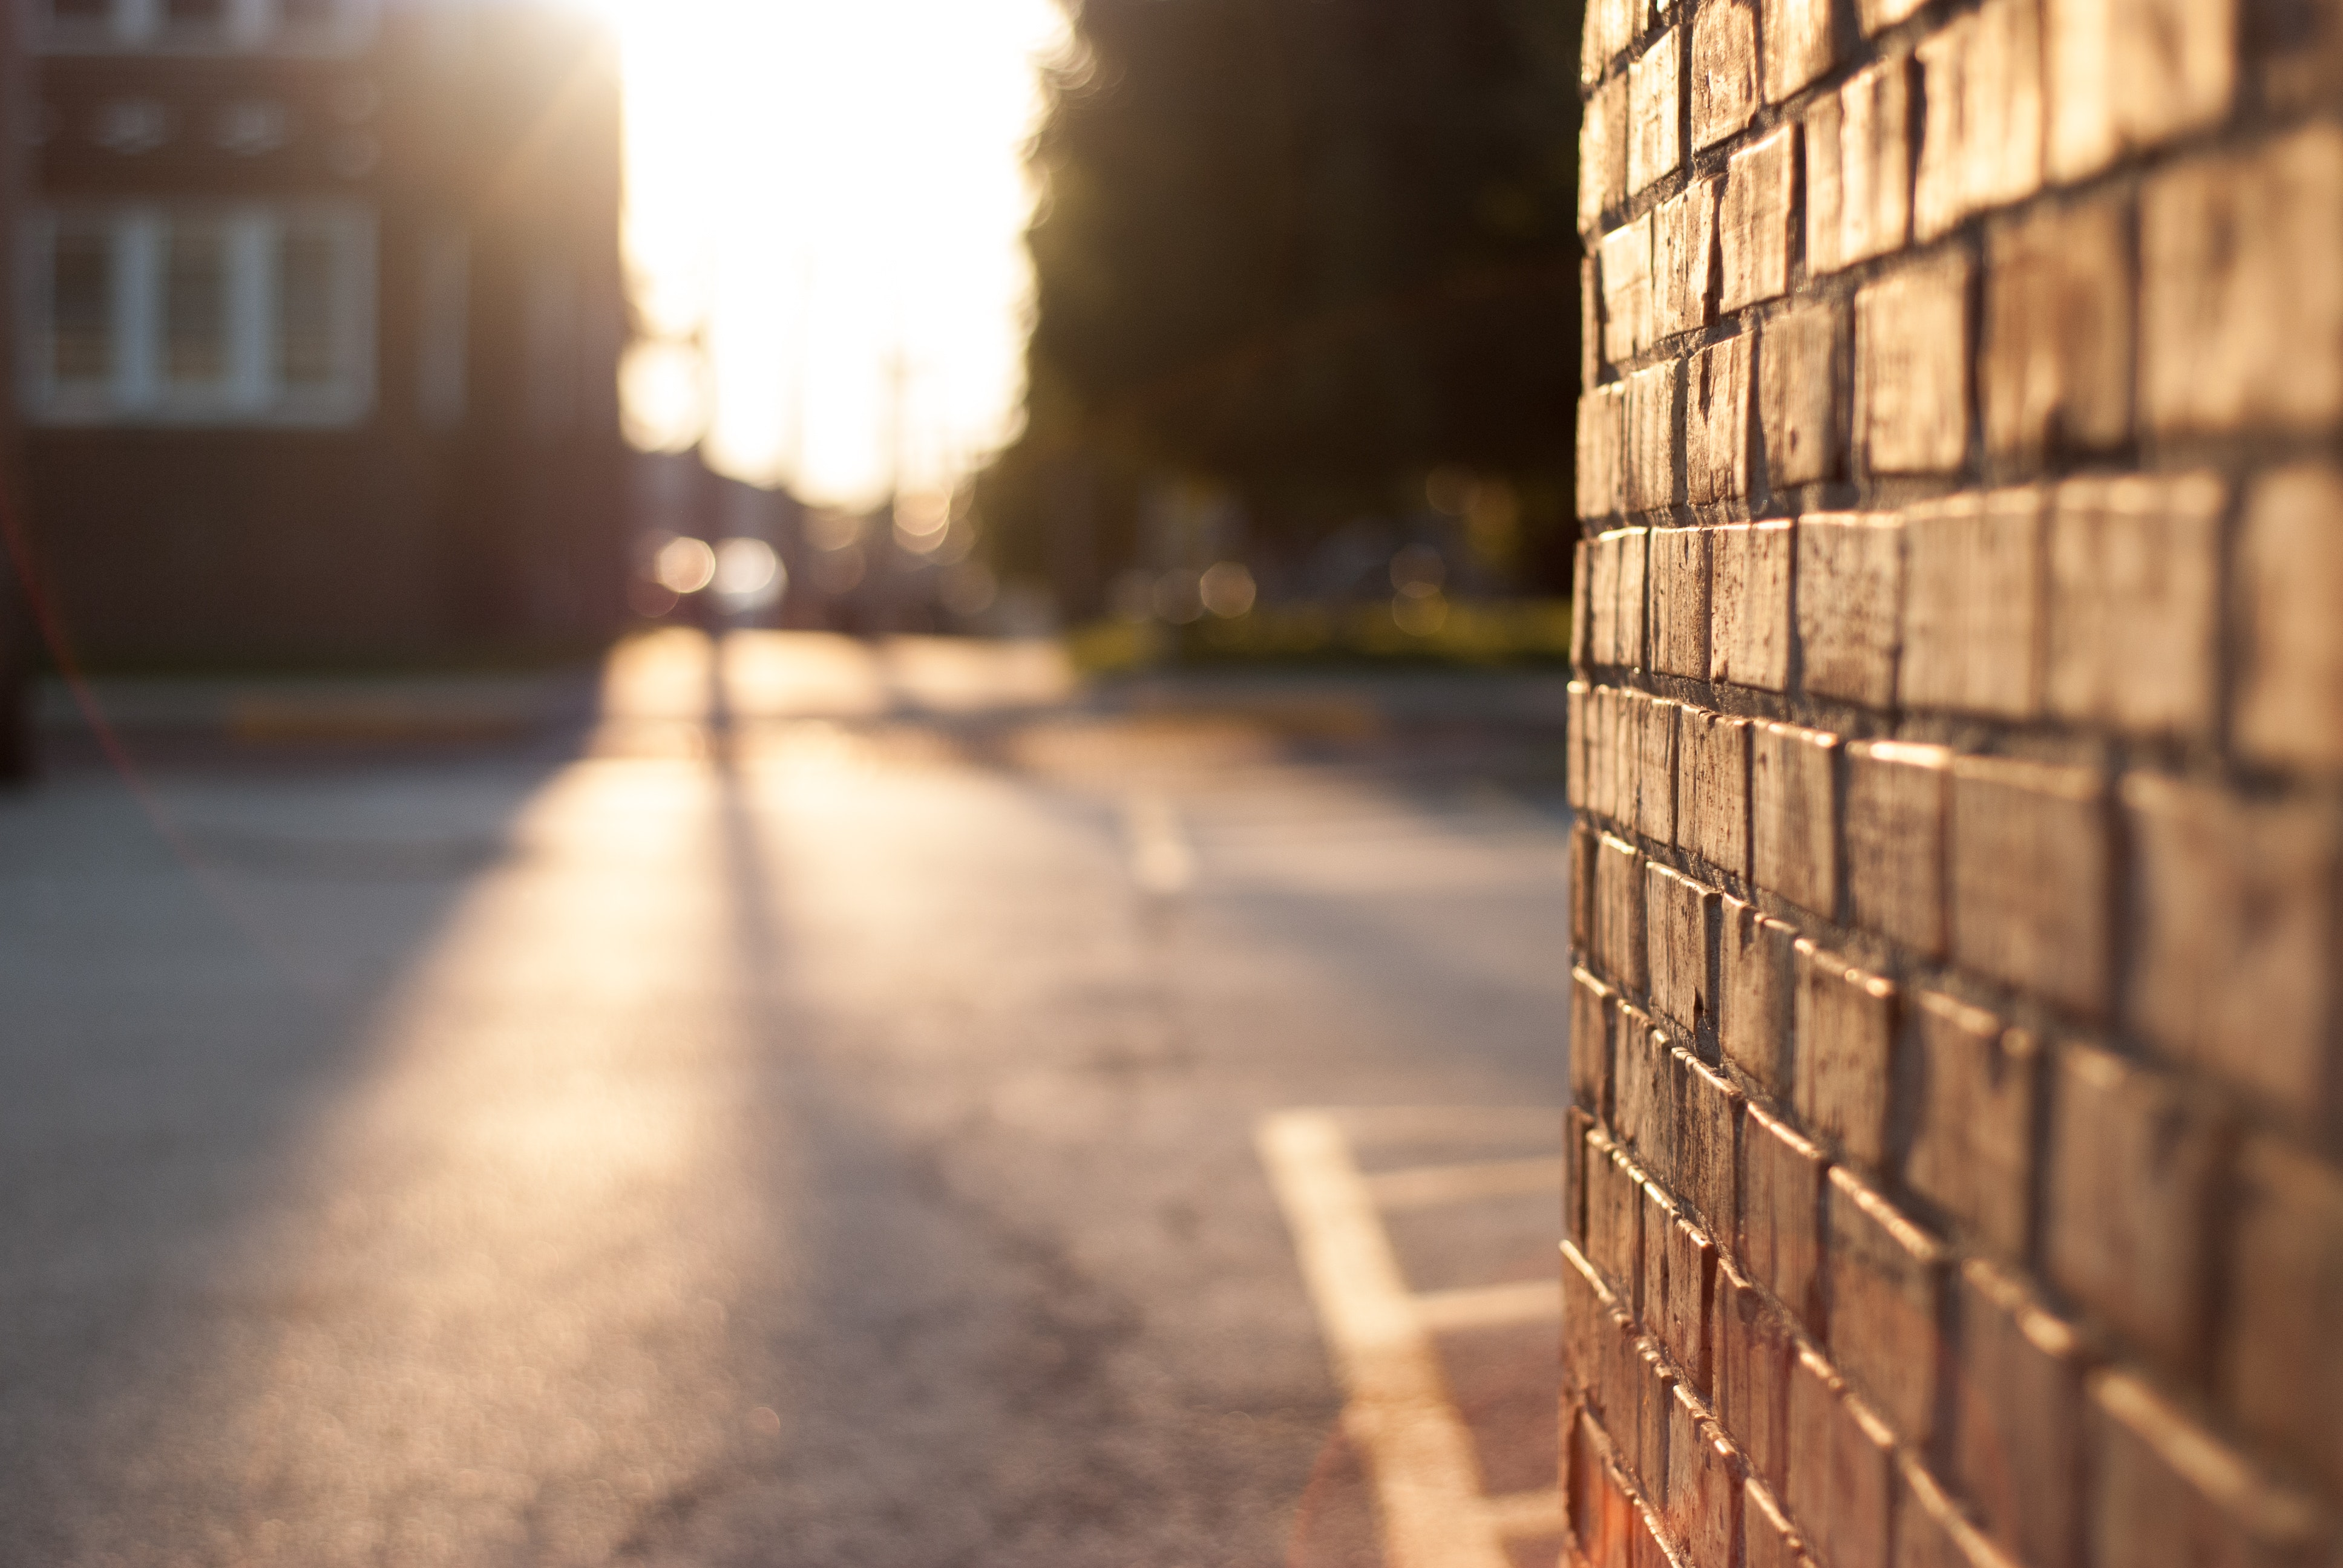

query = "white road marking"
[1412, 1280, 1564, 1334]
[1124, 792, 1196, 895]
[1258, 1109, 1525, 1568]
[1480, 1488, 1568, 1540]
[1366, 1156, 1565, 1210]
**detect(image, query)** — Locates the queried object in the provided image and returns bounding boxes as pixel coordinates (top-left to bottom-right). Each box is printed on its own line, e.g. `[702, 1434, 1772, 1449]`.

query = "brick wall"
[1565, 1, 2343, 1564]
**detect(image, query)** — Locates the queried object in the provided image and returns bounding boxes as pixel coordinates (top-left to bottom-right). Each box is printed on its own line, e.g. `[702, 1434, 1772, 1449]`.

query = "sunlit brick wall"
[1564, 0, 2343, 1563]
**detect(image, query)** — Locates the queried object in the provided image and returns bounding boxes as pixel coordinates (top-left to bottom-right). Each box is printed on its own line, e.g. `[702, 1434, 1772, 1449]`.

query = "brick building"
[11, 0, 627, 666]
[1567, 0, 2343, 1564]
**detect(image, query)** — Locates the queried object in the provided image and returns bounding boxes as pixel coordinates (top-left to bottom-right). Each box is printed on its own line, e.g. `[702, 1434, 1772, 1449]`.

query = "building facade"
[13, 0, 626, 665]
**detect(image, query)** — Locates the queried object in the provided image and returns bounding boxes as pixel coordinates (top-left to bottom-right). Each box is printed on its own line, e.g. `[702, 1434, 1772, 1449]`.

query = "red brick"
[1760, 304, 1844, 489]
[1659, 1207, 1717, 1397]
[1650, 528, 1711, 678]
[1720, 128, 1794, 311]
[2088, 1371, 2328, 1568]
[1858, 254, 1971, 474]
[1950, 1257, 2088, 1568]
[1902, 489, 2046, 718]
[1711, 521, 1794, 691]
[1681, 707, 1753, 880]
[1719, 895, 1798, 1098]
[2043, 1044, 2224, 1377]
[1628, 28, 1682, 198]
[1949, 756, 2109, 1018]
[1982, 197, 2132, 462]
[2220, 1137, 2343, 1499]
[1636, 1342, 1679, 1504]
[1571, 1408, 1634, 1568]
[1752, 721, 1840, 919]
[1762, 0, 1833, 102]
[2141, 127, 2343, 436]
[1786, 1348, 1898, 1568]
[1676, 1050, 1743, 1246]
[1617, 996, 1668, 1149]
[1644, 1180, 1685, 1349]
[1566, 1236, 1619, 1398]
[1898, 1452, 2023, 1568]
[1573, 965, 1619, 1125]
[1598, 831, 1651, 996]
[2235, 463, 2343, 772]
[1631, 1493, 1680, 1568]
[1589, 1130, 1647, 1312]
[1827, 1166, 1947, 1445]
[2046, 0, 2236, 183]
[1690, 0, 1757, 152]
[2046, 473, 2222, 736]
[1904, 992, 2037, 1261]
[1796, 513, 1903, 710]
[2123, 774, 2339, 1122]
[1845, 740, 1951, 956]
[1714, 1256, 1795, 1494]
[1837, 58, 1916, 270]
[1647, 864, 1717, 1035]
[1569, 1105, 1595, 1246]
[1745, 1477, 1814, 1568]
[1688, 336, 1753, 503]
[1742, 1102, 1827, 1331]
[1794, 944, 1897, 1173]
[1666, 1382, 1744, 1567]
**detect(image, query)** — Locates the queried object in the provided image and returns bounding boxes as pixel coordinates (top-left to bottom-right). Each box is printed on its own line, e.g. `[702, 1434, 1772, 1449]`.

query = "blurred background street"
[0, 634, 1573, 1566]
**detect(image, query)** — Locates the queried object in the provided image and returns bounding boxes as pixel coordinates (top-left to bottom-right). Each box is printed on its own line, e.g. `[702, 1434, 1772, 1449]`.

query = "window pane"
[277, 227, 339, 388]
[51, 229, 114, 385]
[165, 225, 230, 387]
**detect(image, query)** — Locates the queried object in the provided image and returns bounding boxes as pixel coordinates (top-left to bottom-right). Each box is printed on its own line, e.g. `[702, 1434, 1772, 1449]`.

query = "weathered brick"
[1760, 304, 1845, 489]
[2236, 464, 2343, 771]
[1666, 1382, 1743, 1567]
[2046, 0, 2237, 183]
[1650, 528, 1711, 678]
[1687, 336, 1752, 504]
[1627, 362, 1682, 515]
[1859, 0, 1927, 33]
[1659, 1207, 1717, 1396]
[1787, 1349, 1897, 1568]
[1797, 513, 1902, 709]
[1583, 73, 1630, 238]
[1838, 58, 1916, 269]
[1584, 257, 1604, 396]
[1630, 1487, 1676, 1568]
[1573, 965, 1619, 1123]
[1636, 1343, 1678, 1504]
[1752, 722, 1840, 917]
[1710, 521, 1793, 691]
[1568, 682, 1591, 812]
[1903, 490, 2046, 719]
[1677, 1050, 1743, 1243]
[1915, 0, 2044, 240]
[1898, 1451, 2024, 1568]
[1904, 992, 2037, 1260]
[1745, 1477, 1813, 1568]
[1568, 1105, 1594, 1246]
[1742, 1101, 1827, 1331]
[1682, 707, 1753, 880]
[1690, 0, 1758, 152]
[1612, 526, 1651, 667]
[1575, 816, 1601, 955]
[1564, 1234, 1617, 1397]
[1720, 128, 1794, 312]
[1827, 1165, 1947, 1445]
[1719, 894, 1797, 1097]
[1582, 0, 1637, 84]
[1579, 381, 1629, 521]
[1586, 687, 1619, 822]
[1794, 943, 1897, 1171]
[1654, 180, 1718, 343]
[1588, 1129, 1647, 1310]
[1951, 1258, 2088, 1568]
[2123, 774, 2339, 1122]
[1858, 255, 1973, 475]
[1602, 214, 1656, 366]
[2141, 126, 2343, 436]
[1573, 547, 1593, 664]
[1617, 1005, 1673, 1178]
[1846, 740, 1950, 956]
[1628, 28, 1683, 198]
[1588, 533, 1619, 665]
[2047, 474, 2222, 736]
[1806, 91, 1847, 276]
[2222, 1137, 2343, 1499]
[1638, 696, 1681, 844]
[2089, 1371, 2328, 1568]
[1643, 1179, 1683, 1357]
[1647, 863, 1715, 1032]
[1982, 197, 2132, 462]
[1598, 830, 1651, 995]
[2045, 1043, 2224, 1376]
[1714, 1256, 1795, 1494]
[1763, 0, 1834, 102]
[1949, 756, 2109, 1016]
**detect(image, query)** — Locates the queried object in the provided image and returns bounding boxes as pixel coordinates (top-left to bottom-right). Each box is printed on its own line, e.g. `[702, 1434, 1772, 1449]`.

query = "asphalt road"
[0, 632, 1575, 1568]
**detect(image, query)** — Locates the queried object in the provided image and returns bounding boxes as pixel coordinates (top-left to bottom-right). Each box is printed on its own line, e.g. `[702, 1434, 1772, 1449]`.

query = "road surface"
[0, 632, 1575, 1567]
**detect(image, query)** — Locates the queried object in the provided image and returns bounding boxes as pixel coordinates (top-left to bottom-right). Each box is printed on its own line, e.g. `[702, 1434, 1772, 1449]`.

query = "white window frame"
[19, 201, 378, 428]
[28, 0, 381, 57]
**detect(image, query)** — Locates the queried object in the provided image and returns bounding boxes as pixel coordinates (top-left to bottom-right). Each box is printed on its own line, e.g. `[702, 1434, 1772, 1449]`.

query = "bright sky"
[582, 0, 1071, 509]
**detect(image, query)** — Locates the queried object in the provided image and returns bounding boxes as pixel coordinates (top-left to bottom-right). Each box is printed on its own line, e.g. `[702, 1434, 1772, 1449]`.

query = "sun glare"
[581, 0, 1070, 509]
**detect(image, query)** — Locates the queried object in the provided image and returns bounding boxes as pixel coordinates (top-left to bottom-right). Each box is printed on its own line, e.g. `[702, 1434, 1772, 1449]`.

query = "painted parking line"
[1258, 1109, 1562, 1568]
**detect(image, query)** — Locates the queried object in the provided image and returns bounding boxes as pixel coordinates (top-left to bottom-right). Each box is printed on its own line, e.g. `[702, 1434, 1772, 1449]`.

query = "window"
[34, 0, 378, 55]
[20, 204, 376, 426]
